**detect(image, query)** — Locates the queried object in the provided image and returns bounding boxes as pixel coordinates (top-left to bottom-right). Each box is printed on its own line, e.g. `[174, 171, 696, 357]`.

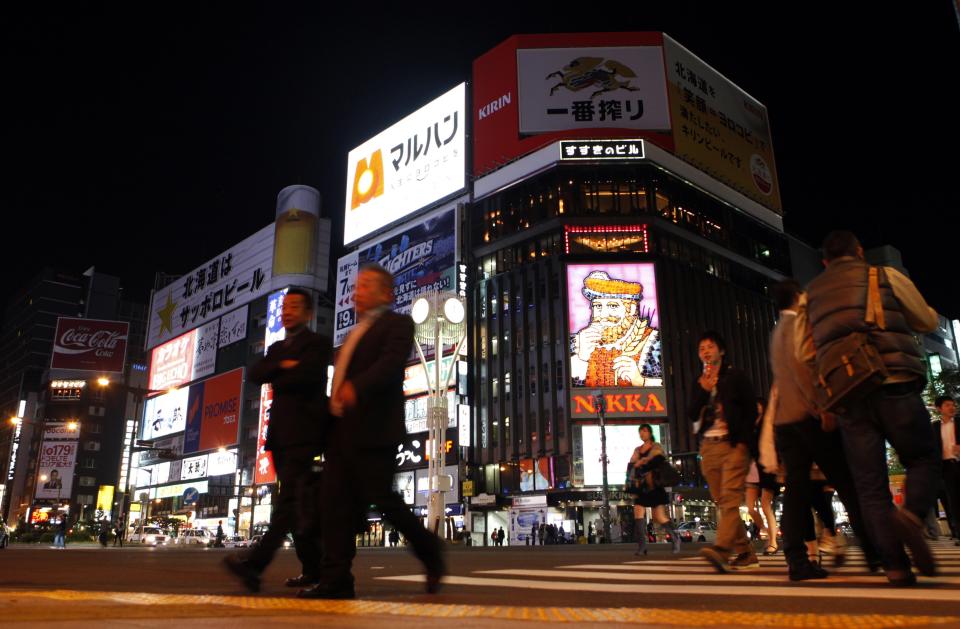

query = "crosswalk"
[377, 540, 960, 603]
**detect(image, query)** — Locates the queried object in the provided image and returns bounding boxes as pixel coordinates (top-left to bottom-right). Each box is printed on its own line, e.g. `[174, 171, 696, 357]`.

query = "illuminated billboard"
[148, 320, 218, 391]
[581, 424, 662, 486]
[51, 318, 129, 373]
[567, 262, 667, 419]
[142, 386, 190, 440]
[344, 83, 465, 245]
[183, 367, 243, 454]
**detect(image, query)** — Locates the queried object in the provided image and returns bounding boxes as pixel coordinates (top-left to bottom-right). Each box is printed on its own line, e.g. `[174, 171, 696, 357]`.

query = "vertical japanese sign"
[333, 252, 358, 347]
[254, 384, 276, 485]
[663, 35, 782, 213]
[35, 423, 79, 500]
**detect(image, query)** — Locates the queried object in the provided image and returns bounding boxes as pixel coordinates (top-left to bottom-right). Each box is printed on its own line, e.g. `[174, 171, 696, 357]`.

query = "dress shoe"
[297, 583, 355, 599]
[222, 555, 261, 593]
[729, 552, 760, 570]
[886, 569, 917, 587]
[789, 561, 829, 581]
[891, 509, 937, 577]
[285, 574, 320, 587]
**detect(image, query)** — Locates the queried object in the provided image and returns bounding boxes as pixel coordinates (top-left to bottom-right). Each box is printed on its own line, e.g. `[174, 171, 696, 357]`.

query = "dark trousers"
[944, 460, 960, 537]
[836, 383, 940, 572]
[776, 417, 879, 571]
[321, 443, 440, 588]
[246, 447, 323, 576]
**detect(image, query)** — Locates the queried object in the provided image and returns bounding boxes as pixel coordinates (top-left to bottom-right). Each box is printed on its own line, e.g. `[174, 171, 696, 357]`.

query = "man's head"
[772, 279, 802, 311]
[49, 469, 59, 480]
[582, 271, 644, 343]
[821, 230, 865, 264]
[936, 395, 956, 420]
[697, 330, 726, 366]
[281, 287, 313, 331]
[355, 264, 394, 316]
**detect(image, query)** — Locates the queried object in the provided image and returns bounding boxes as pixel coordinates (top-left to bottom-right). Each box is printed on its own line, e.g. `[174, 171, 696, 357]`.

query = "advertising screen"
[344, 83, 465, 245]
[183, 368, 243, 454]
[334, 208, 457, 347]
[50, 318, 129, 373]
[567, 262, 668, 419]
[141, 387, 190, 440]
[581, 424, 662, 486]
[35, 438, 78, 500]
[148, 319, 220, 391]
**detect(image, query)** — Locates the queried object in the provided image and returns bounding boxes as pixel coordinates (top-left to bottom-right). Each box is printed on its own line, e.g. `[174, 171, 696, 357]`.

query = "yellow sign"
[96, 485, 115, 513]
[462, 480, 475, 497]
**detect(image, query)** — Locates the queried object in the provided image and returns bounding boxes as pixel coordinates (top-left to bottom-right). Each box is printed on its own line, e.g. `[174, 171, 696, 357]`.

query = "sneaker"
[789, 561, 829, 581]
[819, 532, 847, 567]
[699, 546, 730, 573]
[729, 552, 760, 570]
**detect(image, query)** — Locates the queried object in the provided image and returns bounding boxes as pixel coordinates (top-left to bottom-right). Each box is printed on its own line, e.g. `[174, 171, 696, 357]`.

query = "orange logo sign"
[350, 149, 384, 209]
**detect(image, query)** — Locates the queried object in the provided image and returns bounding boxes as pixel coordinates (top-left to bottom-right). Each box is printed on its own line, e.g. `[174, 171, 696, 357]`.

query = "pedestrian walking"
[215, 521, 225, 548]
[745, 398, 780, 555]
[689, 330, 759, 573]
[55, 518, 66, 549]
[627, 424, 680, 554]
[223, 287, 331, 593]
[768, 278, 882, 580]
[497, 527, 505, 547]
[797, 231, 940, 585]
[531, 523, 538, 546]
[300, 264, 445, 599]
[113, 524, 124, 547]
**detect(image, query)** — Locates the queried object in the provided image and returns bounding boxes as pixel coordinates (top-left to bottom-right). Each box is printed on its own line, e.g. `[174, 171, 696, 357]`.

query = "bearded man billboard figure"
[570, 270, 662, 388]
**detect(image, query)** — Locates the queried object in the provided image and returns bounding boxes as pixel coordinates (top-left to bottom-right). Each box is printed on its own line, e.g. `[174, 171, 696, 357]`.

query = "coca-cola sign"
[51, 317, 129, 373]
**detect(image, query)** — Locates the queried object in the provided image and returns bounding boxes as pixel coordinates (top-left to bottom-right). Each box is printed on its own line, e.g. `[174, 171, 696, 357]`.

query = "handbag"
[653, 457, 681, 487]
[812, 267, 889, 412]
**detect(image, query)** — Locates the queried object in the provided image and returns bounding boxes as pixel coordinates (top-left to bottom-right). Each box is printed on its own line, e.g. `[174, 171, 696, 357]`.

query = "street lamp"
[410, 292, 466, 536]
[593, 391, 612, 545]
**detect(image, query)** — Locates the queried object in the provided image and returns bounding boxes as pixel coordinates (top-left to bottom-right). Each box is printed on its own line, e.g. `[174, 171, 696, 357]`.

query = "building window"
[84, 441, 101, 452]
[79, 476, 97, 487]
[77, 494, 95, 505]
[83, 458, 96, 469]
[89, 423, 102, 434]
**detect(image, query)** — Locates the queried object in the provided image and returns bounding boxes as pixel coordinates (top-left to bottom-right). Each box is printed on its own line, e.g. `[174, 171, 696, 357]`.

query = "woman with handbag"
[629, 424, 681, 555]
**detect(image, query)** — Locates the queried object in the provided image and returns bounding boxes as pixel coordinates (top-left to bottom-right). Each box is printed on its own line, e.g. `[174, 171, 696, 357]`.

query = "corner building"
[462, 33, 787, 543]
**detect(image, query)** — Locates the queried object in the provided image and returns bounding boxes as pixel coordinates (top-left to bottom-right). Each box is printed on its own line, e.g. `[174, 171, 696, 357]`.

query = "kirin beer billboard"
[51, 318, 129, 374]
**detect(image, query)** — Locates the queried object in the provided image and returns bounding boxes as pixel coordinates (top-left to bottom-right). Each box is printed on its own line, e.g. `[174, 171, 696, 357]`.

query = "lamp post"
[593, 392, 612, 545]
[410, 292, 466, 537]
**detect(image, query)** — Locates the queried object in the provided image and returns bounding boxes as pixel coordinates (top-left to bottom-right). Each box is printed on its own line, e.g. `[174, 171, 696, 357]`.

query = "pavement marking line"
[558, 563, 960, 575]
[378, 574, 960, 602]
[5, 587, 960, 627]
[475, 568, 960, 586]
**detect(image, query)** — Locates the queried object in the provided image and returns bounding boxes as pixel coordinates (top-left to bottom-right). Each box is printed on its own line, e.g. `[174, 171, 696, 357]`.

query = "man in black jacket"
[933, 396, 960, 545]
[223, 287, 330, 592]
[688, 330, 759, 573]
[299, 264, 445, 599]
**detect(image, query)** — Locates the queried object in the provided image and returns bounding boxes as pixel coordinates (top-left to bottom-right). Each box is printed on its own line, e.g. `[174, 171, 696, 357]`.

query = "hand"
[698, 364, 719, 392]
[576, 325, 603, 362]
[279, 359, 299, 369]
[820, 412, 837, 433]
[613, 355, 644, 385]
[335, 380, 357, 411]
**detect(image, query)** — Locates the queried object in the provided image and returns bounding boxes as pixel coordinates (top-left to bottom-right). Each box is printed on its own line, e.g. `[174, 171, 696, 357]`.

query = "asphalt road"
[3, 540, 960, 627]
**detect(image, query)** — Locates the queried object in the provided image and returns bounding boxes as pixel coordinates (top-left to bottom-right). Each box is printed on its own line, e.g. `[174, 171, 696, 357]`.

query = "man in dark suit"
[933, 396, 960, 545]
[300, 264, 445, 599]
[224, 287, 331, 592]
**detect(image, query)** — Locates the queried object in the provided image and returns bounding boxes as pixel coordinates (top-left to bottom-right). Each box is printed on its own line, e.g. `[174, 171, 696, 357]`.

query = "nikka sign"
[51, 318, 129, 374]
[570, 386, 668, 420]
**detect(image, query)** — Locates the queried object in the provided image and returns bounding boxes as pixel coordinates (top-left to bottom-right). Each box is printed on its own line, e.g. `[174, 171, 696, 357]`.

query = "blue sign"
[182, 487, 199, 505]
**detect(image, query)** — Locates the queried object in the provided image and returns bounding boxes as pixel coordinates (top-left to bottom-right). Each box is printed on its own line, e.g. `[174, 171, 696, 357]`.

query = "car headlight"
[145, 535, 156, 543]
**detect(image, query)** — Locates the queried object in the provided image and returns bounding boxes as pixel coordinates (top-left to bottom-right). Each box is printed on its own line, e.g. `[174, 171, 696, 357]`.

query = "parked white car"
[130, 526, 168, 546]
[676, 521, 717, 544]
[177, 528, 214, 546]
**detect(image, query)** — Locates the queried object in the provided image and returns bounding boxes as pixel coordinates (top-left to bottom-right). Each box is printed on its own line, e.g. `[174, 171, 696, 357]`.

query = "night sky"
[4, 3, 959, 318]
